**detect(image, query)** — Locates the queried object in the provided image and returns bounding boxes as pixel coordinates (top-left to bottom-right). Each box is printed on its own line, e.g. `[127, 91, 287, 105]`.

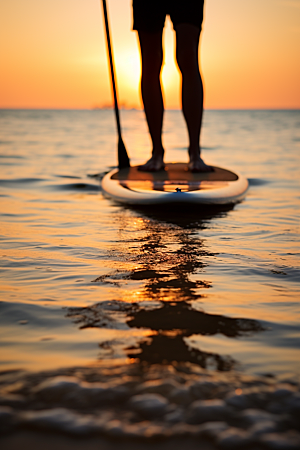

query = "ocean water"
[0, 108, 299, 379]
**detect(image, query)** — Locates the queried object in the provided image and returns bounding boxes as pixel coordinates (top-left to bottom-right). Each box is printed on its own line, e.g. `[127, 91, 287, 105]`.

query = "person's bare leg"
[176, 24, 212, 172]
[137, 30, 165, 171]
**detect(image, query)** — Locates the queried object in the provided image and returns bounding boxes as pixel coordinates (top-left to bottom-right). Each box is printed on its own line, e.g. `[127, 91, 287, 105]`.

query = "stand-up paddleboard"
[102, 163, 248, 206]
[100, 3, 248, 207]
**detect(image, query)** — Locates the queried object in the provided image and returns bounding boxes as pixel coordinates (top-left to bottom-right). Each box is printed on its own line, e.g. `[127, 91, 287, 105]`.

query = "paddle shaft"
[101, 0, 130, 168]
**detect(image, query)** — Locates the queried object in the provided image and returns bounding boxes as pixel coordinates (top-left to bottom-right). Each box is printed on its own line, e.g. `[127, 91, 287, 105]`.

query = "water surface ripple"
[0, 109, 299, 377]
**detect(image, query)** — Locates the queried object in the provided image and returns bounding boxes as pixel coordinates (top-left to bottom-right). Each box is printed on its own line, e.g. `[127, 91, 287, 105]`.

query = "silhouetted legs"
[176, 24, 211, 172]
[137, 24, 211, 172]
[137, 30, 165, 171]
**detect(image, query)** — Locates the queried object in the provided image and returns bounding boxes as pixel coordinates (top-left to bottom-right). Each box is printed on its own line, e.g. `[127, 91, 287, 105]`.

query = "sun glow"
[116, 49, 141, 107]
[0, 0, 299, 109]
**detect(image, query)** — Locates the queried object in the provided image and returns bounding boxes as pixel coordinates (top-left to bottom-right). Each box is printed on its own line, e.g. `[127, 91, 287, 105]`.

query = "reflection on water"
[127, 302, 264, 369]
[67, 206, 265, 372]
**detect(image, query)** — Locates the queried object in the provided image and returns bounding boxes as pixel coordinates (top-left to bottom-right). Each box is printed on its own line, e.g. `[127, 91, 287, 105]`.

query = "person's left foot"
[137, 155, 165, 172]
[188, 156, 213, 173]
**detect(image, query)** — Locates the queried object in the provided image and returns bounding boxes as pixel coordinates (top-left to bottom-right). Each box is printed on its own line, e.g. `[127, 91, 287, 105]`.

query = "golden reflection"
[67, 206, 265, 371]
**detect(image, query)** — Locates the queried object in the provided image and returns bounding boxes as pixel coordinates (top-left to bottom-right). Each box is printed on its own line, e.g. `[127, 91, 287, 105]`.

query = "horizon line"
[1, 107, 300, 111]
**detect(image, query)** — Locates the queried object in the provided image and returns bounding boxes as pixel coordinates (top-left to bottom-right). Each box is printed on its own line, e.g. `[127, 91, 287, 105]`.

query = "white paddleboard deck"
[102, 163, 248, 206]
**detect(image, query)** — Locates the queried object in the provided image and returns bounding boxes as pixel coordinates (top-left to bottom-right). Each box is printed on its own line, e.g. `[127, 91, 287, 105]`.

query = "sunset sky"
[1, 0, 300, 109]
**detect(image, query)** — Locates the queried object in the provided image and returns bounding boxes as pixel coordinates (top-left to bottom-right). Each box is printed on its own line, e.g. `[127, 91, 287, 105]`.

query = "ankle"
[188, 146, 200, 159]
[152, 146, 164, 158]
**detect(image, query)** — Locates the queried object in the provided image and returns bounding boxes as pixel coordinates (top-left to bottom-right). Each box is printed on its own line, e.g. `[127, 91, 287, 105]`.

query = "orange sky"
[1, 0, 300, 109]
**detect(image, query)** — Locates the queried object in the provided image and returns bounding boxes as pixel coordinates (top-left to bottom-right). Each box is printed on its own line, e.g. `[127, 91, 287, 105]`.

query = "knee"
[142, 50, 163, 79]
[176, 46, 198, 75]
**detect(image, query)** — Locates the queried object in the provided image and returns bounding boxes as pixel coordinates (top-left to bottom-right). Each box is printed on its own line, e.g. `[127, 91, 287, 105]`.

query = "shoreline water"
[1, 362, 300, 449]
[1, 432, 215, 450]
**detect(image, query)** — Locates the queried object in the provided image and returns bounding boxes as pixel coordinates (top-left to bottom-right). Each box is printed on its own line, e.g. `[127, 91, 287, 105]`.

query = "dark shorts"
[132, 0, 205, 33]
